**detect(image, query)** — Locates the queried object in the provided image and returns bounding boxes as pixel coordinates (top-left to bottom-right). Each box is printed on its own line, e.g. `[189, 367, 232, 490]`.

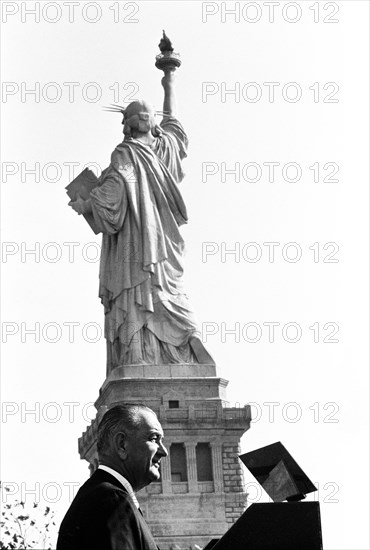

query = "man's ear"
[113, 431, 128, 459]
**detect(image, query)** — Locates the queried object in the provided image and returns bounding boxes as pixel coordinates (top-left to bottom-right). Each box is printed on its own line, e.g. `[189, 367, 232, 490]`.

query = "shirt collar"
[98, 465, 140, 509]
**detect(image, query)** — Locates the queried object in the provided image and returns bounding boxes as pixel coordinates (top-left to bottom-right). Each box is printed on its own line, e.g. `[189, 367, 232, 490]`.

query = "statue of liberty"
[68, 35, 214, 374]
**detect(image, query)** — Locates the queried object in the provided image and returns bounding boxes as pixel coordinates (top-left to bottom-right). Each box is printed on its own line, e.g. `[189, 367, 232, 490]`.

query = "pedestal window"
[196, 443, 213, 481]
[170, 443, 188, 481]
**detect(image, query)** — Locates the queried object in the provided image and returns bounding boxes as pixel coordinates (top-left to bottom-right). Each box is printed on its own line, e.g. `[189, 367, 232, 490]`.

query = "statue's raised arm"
[161, 70, 177, 118]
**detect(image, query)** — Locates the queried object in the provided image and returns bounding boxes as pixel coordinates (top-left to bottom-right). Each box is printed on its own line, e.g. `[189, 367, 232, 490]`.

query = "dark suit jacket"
[56, 469, 159, 550]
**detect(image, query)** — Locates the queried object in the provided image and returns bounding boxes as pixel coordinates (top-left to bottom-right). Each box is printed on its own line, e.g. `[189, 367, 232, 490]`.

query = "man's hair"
[97, 403, 155, 455]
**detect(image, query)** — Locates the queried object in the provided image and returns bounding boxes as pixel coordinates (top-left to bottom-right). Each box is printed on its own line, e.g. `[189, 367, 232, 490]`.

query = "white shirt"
[98, 465, 140, 509]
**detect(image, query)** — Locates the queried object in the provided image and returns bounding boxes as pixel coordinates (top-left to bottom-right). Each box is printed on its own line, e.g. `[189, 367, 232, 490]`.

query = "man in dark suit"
[57, 403, 168, 550]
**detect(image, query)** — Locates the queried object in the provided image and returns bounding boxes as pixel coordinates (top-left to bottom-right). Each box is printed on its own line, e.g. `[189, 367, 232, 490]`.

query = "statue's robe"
[90, 118, 210, 369]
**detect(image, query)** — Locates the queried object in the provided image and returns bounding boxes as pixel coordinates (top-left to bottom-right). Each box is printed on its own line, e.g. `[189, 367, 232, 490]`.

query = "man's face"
[123, 410, 168, 491]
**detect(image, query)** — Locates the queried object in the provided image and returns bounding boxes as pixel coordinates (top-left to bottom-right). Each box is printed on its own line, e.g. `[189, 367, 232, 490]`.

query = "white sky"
[1, 1, 369, 549]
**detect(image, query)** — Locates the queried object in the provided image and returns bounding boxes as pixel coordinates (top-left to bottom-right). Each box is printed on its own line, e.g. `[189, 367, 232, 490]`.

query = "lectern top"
[239, 441, 317, 502]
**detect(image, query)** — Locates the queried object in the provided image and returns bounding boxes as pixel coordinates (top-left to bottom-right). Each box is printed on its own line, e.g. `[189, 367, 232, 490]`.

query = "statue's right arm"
[162, 70, 177, 118]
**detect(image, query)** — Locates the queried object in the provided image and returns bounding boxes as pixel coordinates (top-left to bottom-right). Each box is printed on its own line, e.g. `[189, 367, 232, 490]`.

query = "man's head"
[97, 403, 167, 492]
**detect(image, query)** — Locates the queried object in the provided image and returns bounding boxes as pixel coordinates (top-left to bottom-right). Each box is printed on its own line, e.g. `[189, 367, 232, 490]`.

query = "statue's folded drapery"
[89, 118, 210, 370]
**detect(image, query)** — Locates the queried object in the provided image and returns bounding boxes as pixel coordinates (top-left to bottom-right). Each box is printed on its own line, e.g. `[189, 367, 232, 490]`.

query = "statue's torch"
[155, 30, 182, 74]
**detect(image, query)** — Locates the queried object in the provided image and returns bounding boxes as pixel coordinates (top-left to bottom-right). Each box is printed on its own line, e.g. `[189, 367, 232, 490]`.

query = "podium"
[204, 442, 323, 550]
[205, 501, 322, 550]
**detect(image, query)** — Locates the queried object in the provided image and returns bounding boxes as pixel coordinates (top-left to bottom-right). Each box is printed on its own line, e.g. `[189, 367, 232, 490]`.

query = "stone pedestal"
[79, 364, 251, 549]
